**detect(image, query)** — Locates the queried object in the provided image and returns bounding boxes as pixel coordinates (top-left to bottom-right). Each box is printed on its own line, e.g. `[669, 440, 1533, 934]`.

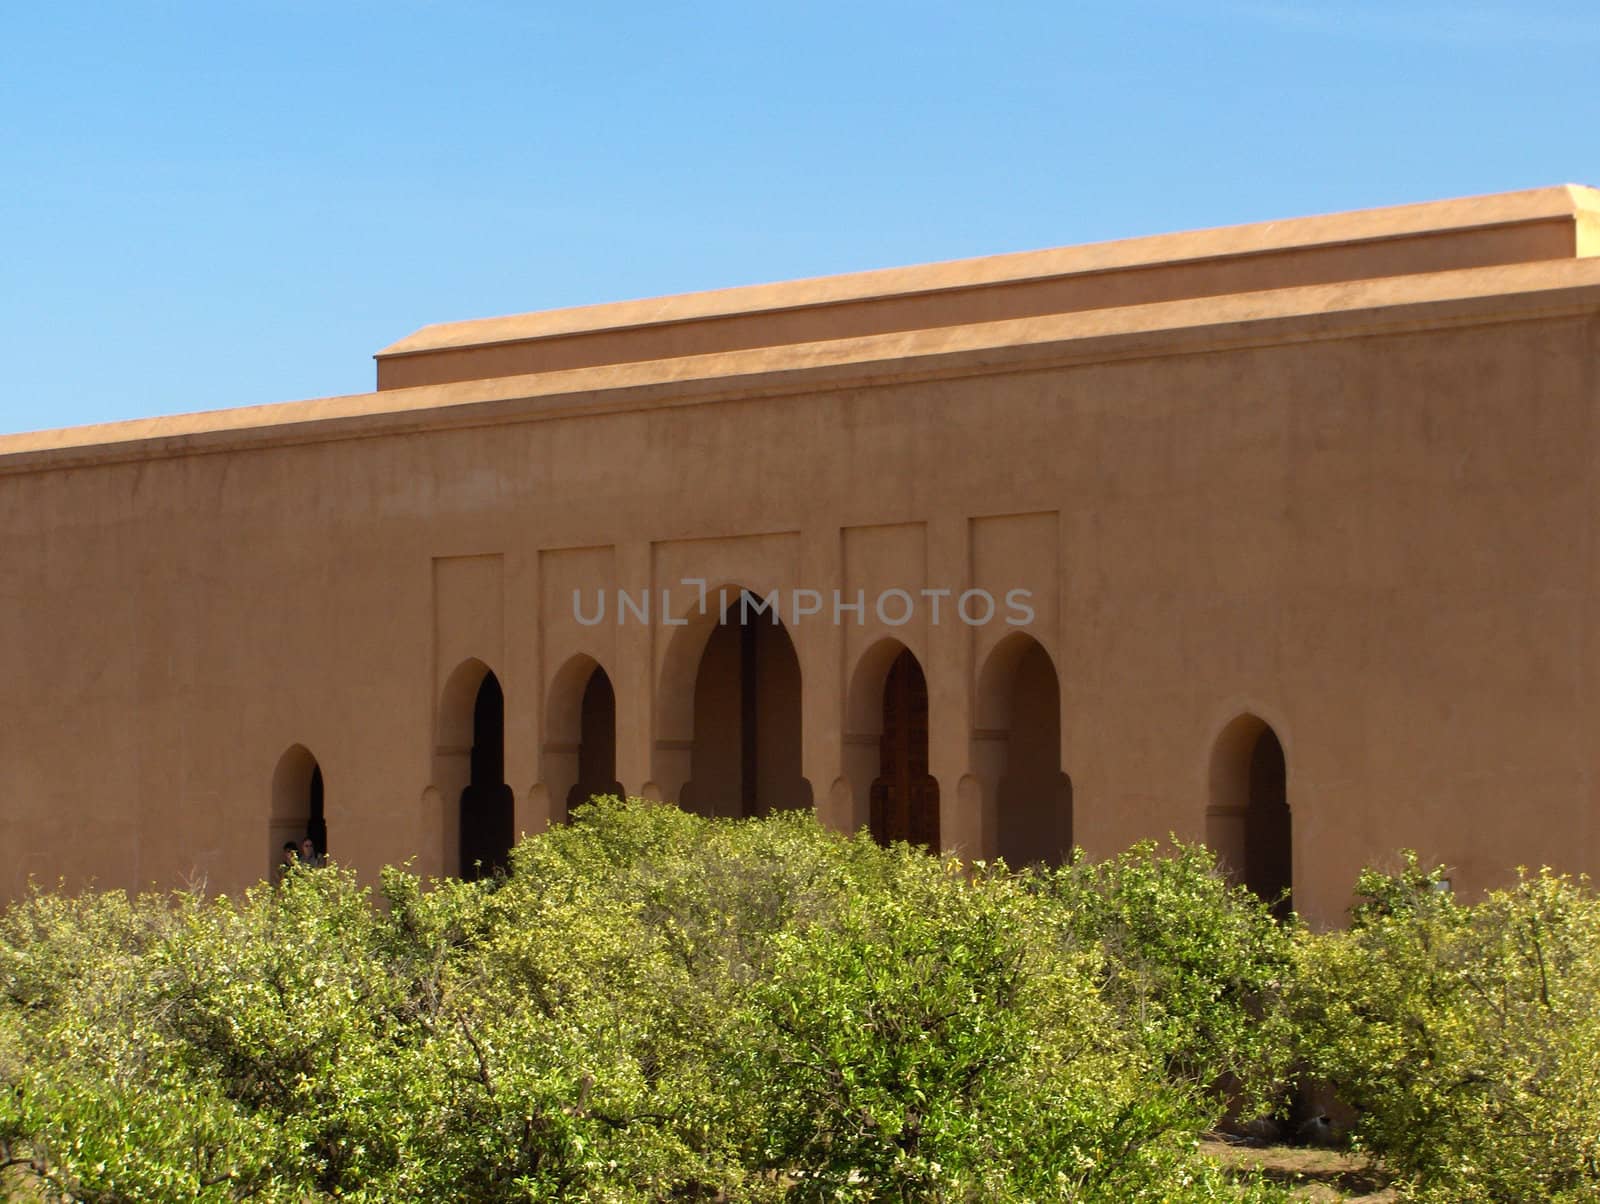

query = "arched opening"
[870, 648, 940, 851]
[458, 670, 514, 880]
[543, 654, 622, 824]
[270, 745, 326, 875]
[975, 634, 1071, 866]
[678, 588, 810, 818]
[568, 666, 623, 812]
[1208, 715, 1292, 916]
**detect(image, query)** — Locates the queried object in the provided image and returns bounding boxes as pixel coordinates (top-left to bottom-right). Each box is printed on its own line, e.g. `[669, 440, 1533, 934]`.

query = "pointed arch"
[974, 632, 1071, 866]
[846, 636, 917, 738]
[654, 582, 775, 743]
[845, 638, 939, 851]
[435, 657, 513, 880]
[1208, 713, 1292, 916]
[659, 585, 809, 818]
[574, 668, 622, 810]
[462, 671, 513, 879]
[544, 652, 623, 819]
[842, 636, 913, 837]
[439, 657, 493, 752]
[270, 744, 325, 876]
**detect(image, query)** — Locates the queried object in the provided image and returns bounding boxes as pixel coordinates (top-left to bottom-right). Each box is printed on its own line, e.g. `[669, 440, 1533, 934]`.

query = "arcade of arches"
[269, 659, 1294, 913]
[285, 608, 1096, 875]
[275, 621, 1292, 909]
[275, 639, 1295, 913]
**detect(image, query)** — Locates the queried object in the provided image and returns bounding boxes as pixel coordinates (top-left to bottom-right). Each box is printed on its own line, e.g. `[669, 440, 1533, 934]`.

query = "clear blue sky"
[2, 1, 1594, 434]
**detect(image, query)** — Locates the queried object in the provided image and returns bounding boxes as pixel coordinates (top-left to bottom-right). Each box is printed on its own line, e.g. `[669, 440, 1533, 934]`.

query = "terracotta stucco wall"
[2, 299, 1596, 928]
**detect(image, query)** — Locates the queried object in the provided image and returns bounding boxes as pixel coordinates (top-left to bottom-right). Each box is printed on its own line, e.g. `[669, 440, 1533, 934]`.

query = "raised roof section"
[375, 185, 1600, 390]
[8, 253, 1600, 474]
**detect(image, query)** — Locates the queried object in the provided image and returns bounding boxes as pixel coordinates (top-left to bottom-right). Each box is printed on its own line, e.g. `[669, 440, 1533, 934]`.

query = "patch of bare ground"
[1, 1168, 45, 1201]
[1200, 1136, 1398, 1202]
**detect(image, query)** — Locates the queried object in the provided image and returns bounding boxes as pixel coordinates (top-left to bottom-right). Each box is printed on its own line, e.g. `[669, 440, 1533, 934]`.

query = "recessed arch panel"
[435, 657, 512, 879]
[269, 744, 325, 875]
[866, 646, 939, 851]
[1208, 713, 1292, 916]
[675, 587, 810, 817]
[974, 632, 1071, 866]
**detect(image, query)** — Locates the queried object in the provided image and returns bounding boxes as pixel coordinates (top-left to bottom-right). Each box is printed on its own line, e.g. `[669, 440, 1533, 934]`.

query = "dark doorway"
[460, 671, 514, 879]
[870, 648, 939, 850]
[307, 765, 327, 860]
[567, 666, 623, 812]
[986, 637, 1071, 867]
[1245, 727, 1292, 917]
[682, 590, 809, 817]
[270, 744, 326, 875]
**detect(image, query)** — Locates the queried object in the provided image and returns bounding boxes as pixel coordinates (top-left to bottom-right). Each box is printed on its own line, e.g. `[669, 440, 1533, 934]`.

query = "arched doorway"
[679, 588, 810, 818]
[568, 666, 623, 812]
[543, 654, 622, 824]
[270, 745, 326, 874]
[458, 670, 514, 880]
[975, 634, 1071, 866]
[870, 648, 940, 851]
[1208, 715, 1292, 916]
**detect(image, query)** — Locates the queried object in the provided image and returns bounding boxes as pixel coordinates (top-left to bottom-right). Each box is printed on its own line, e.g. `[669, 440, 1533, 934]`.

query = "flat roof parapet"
[7, 252, 1600, 474]
[374, 185, 1600, 390]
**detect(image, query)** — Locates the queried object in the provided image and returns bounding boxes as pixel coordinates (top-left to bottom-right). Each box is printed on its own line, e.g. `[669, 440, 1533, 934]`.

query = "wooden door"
[870, 649, 939, 850]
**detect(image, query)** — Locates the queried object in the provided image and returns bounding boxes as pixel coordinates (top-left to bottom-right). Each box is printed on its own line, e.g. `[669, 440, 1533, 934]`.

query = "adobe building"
[3, 185, 1599, 927]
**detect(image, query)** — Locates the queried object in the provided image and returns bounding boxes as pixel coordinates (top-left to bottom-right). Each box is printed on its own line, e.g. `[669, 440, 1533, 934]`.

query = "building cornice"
[377, 185, 1600, 360]
[4, 257, 1600, 477]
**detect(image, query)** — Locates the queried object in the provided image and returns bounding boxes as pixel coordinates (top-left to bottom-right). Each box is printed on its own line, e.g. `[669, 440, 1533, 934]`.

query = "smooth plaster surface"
[3, 186, 1598, 928]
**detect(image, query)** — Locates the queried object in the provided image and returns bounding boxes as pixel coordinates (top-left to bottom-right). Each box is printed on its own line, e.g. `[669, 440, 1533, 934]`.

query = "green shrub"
[0, 799, 1290, 1201]
[1037, 840, 1298, 1115]
[1294, 853, 1600, 1202]
[0, 887, 294, 1199]
[738, 850, 1261, 1201]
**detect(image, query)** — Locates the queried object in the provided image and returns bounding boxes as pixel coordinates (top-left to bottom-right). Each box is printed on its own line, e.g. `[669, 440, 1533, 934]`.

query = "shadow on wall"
[382, 636, 1286, 893]
[1208, 714, 1292, 916]
[674, 588, 812, 819]
[975, 632, 1072, 868]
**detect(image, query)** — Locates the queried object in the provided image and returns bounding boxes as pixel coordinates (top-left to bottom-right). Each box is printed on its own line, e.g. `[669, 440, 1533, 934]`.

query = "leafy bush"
[0, 798, 1301, 1201]
[739, 853, 1206, 1200]
[0, 888, 295, 1199]
[1293, 853, 1600, 1202]
[1038, 840, 1298, 1114]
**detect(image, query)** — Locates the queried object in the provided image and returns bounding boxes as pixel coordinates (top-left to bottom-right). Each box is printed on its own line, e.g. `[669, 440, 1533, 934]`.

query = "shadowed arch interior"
[459, 670, 514, 879]
[435, 657, 491, 875]
[569, 666, 623, 812]
[679, 588, 810, 818]
[269, 745, 325, 874]
[975, 633, 1071, 866]
[870, 648, 939, 851]
[1208, 714, 1292, 916]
